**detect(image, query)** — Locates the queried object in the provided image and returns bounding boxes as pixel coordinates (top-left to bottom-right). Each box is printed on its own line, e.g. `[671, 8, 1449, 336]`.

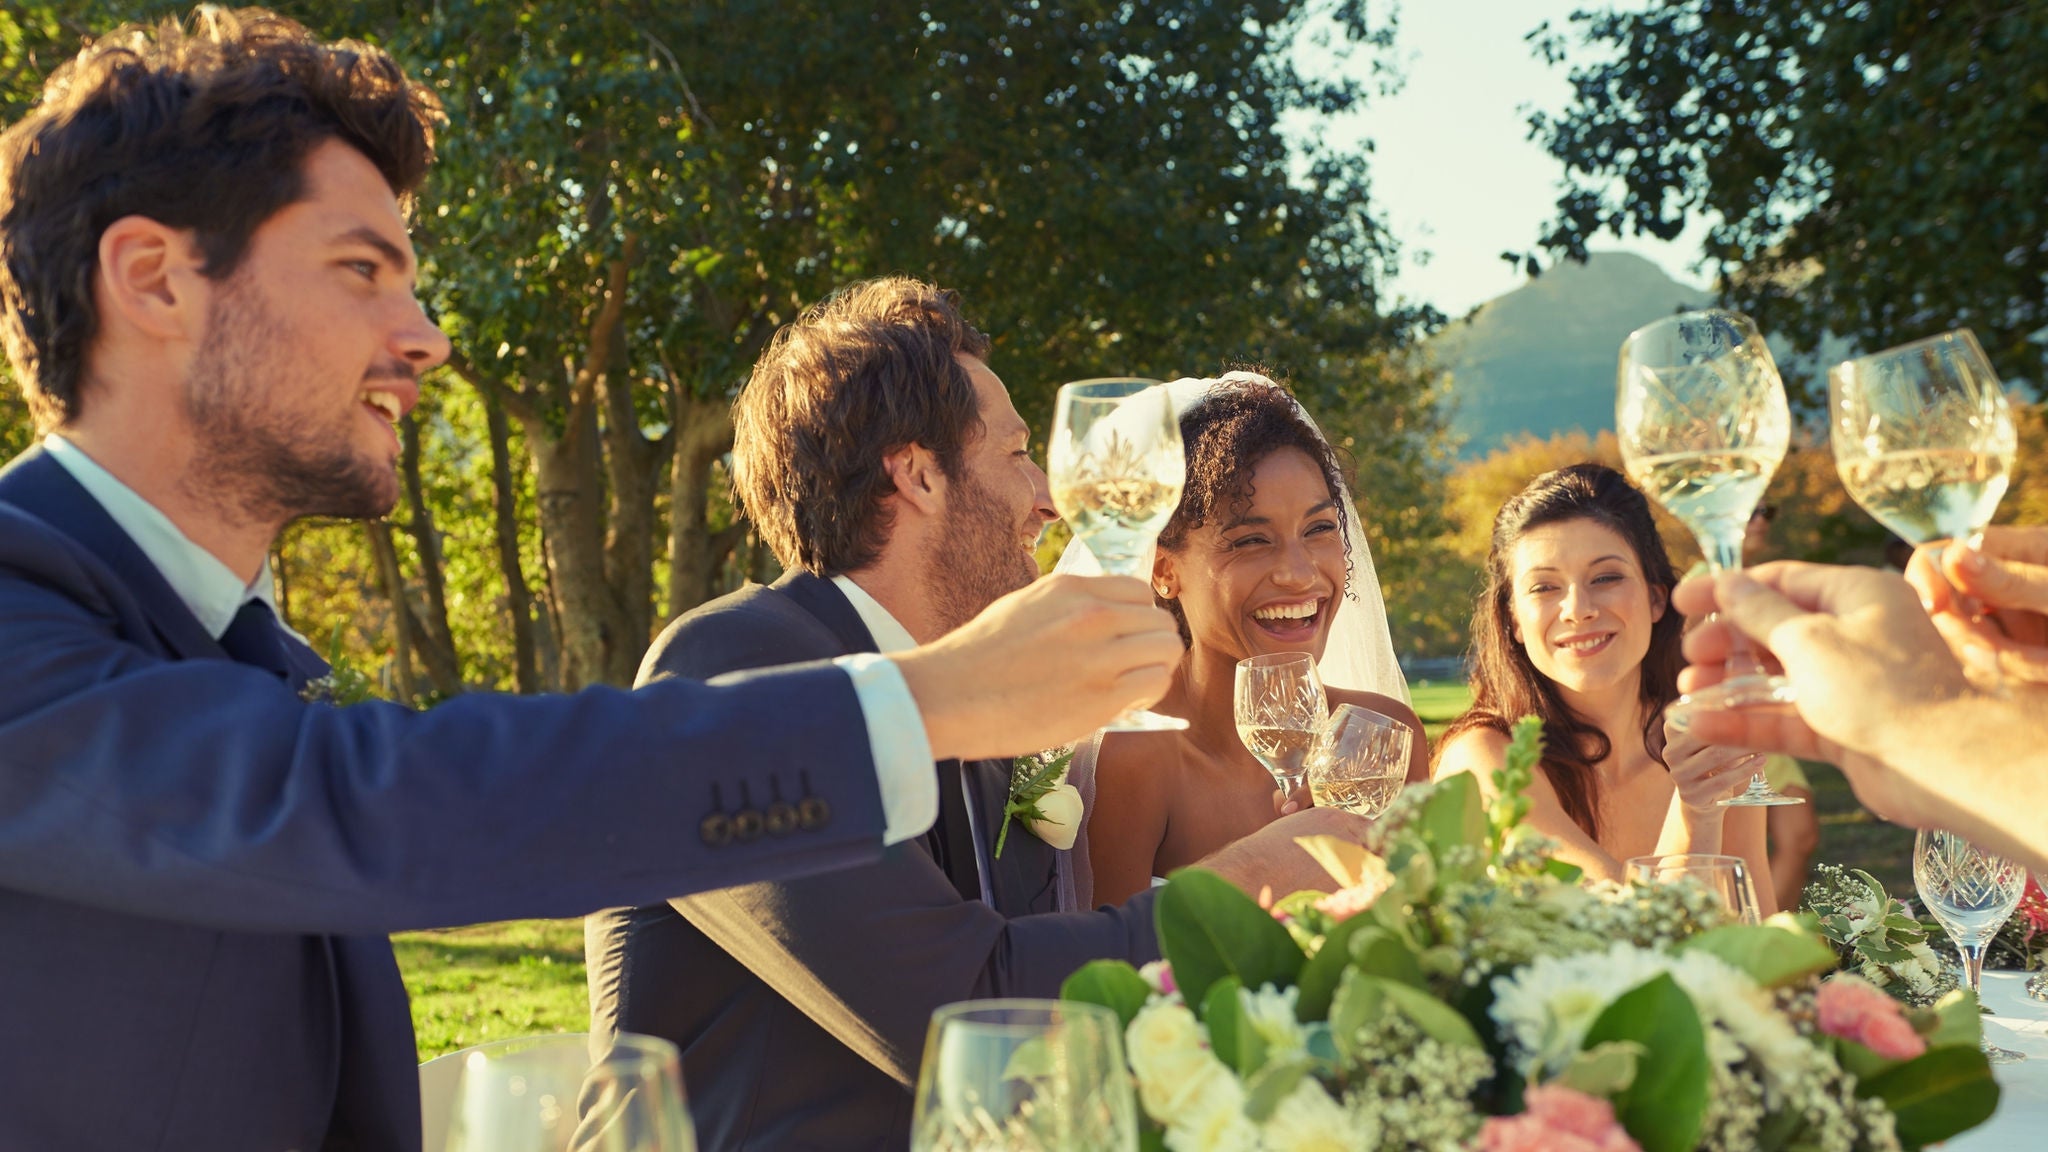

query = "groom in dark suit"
[588, 277, 1365, 1150]
[0, 14, 1186, 1150]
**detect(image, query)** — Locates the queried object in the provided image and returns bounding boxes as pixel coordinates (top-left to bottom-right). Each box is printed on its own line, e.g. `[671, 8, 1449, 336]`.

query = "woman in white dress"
[1059, 373, 1419, 907]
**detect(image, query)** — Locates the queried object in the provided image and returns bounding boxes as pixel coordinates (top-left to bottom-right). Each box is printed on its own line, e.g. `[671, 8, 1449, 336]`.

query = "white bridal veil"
[1051, 372, 1410, 910]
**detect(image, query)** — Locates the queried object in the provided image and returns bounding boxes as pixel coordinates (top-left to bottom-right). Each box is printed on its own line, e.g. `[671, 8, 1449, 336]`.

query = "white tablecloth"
[1946, 971, 2048, 1150]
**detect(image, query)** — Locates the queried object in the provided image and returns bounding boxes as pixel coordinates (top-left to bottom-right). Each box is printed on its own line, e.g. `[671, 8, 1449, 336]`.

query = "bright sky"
[1307, 0, 1712, 319]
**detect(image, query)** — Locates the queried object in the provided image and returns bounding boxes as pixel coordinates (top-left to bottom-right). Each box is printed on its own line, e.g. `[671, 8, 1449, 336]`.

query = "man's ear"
[96, 216, 208, 343]
[880, 442, 947, 519]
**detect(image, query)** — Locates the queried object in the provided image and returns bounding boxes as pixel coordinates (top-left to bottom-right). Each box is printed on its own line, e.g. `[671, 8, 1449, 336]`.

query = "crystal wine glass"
[1625, 852, 1763, 925]
[444, 1032, 695, 1152]
[1617, 309, 1800, 806]
[1305, 702, 1412, 818]
[1914, 828, 2028, 1064]
[1234, 652, 1328, 800]
[1830, 329, 2017, 653]
[1047, 379, 1189, 731]
[910, 999, 1137, 1152]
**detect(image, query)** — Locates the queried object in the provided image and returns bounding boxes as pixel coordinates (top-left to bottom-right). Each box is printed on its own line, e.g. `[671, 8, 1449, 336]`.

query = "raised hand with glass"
[1616, 309, 1800, 806]
[1047, 379, 1189, 731]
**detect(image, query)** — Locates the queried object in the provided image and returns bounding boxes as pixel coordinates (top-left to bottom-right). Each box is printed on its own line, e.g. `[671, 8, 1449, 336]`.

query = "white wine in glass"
[1617, 309, 1800, 807]
[1048, 378, 1188, 732]
[1304, 703, 1411, 819]
[1831, 329, 2017, 549]
[1234, 652, 1328, 797]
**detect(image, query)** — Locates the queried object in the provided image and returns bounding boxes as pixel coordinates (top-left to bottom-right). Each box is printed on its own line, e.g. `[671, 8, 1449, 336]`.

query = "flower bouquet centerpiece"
[1061, 718, 2002, 1152]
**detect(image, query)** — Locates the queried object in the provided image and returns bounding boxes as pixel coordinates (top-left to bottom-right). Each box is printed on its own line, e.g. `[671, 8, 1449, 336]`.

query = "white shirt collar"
[43, 434, 278, 640]
[829, 574, 918, 655]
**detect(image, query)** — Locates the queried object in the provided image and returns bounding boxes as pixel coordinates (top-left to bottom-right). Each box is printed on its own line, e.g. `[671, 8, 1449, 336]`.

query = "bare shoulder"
[1435, 725, 1509, 783]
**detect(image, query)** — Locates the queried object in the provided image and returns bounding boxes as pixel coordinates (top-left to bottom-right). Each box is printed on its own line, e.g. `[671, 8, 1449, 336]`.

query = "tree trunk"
[398, 413, 465, 697]
[665, 392, 744, 622]
[522, 399, 635, 691]
[483, 390, 542, 694]
[365, 520, 422, 704]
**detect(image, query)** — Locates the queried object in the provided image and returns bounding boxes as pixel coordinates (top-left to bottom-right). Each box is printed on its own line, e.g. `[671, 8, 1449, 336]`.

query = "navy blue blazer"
[0, 448, 897, 1151]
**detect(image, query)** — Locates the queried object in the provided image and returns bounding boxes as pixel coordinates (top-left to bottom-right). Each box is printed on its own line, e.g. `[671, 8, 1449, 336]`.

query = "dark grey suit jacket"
[586, 572, 1161, 1151]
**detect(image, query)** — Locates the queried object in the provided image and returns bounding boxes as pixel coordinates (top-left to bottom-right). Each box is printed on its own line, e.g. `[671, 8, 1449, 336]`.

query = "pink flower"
[1817, 975, 1927, 1060]
[1313, 874, 1391, 923]
[1138, 959, 1176, 996]
[1477, 1085, 1643, 1152]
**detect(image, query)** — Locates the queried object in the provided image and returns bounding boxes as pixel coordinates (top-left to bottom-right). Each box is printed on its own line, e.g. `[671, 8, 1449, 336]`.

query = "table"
[1947, 971, 2048, 1150]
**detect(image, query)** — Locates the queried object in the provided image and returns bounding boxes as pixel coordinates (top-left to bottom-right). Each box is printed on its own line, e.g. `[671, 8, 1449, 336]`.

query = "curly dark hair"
[1438, 463, 1684, 841]
[0, 6, 440, 429]
[731, 276, 993, 575]
[1154, 376, 1354, 643]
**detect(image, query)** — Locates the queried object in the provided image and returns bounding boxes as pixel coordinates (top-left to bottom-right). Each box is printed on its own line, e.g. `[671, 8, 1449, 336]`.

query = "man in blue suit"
[0, 10, 1182, 1150]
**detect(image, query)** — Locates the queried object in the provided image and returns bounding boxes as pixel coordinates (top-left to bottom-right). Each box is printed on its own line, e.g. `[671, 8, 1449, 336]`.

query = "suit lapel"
[0, 447, 222, 662]
[772, 570, 988, 904]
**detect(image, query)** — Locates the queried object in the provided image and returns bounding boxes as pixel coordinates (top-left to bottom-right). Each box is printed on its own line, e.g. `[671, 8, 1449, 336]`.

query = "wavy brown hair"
[731, 276, 992, 575]
[1439, 463, 1683, 840]
[0, 6, 439, 430]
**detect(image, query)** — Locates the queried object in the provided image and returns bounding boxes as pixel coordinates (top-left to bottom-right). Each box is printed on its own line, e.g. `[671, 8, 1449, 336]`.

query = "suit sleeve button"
[798, 797, 831, 830]
[699, 813, 733, 847]
[732, 808, 765, 842]
[765, 802, 798, 836]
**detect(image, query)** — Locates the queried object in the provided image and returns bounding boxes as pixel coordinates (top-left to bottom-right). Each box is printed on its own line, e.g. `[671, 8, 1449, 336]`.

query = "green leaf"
[1328, 966, 1387, 1062]
[1349, 926, 1426, 988]
[1919, 987, 1985, 1050]
[1000, 1037, 1053, 1083]
[1242, 1057, 1318, 1122]
[1413, 772, 1486, 858]
[1678, 920, 1838, 988]
[1202, 977, 1265, 1076]
[1542, 857, 1584, 883]
[1061, 961, 1152, 1031]
[1295, 916, 1382, 1022]
[1858, 1045, 2001, 1149]
[1154, 868, 1307, 1013]
[1580, 974, 1709, 1152]
[1555, 1041, 1646, 1097]
[1380, 980, 1484, 1050]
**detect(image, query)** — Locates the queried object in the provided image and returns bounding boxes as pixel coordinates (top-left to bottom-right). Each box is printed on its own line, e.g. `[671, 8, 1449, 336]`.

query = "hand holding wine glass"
[1616, 308, 1800, 807]
[1048, 379, 1189, 733]
[1234, 652, 1328, 800]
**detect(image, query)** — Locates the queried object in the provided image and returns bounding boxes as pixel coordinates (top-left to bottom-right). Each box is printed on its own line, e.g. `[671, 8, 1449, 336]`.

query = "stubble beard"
[924, 468, 1040, 636]
[183, 274, 400, 527]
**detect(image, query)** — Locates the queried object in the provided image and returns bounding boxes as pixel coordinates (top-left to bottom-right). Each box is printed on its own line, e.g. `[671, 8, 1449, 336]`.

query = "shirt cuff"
[835, 653, 937, 846]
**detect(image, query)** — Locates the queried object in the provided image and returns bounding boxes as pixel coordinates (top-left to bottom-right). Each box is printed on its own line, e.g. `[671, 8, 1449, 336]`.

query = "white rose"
[1163, 1072, 1257, 1152]
[1025, 783, 1085, 851]
[1259, 1079, 1364, 1152]
[1128, 1001, 1229, 1122]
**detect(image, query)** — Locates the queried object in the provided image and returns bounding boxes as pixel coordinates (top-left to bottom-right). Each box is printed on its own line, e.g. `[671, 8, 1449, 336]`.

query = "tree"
[1528, 1, 2048, 407]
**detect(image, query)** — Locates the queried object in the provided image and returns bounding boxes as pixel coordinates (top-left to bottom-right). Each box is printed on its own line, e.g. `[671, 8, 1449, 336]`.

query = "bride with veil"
[1056, 372, 1423, 908]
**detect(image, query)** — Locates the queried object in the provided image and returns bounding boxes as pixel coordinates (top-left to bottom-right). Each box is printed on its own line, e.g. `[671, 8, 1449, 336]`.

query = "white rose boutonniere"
[997, 747, 1083, 856]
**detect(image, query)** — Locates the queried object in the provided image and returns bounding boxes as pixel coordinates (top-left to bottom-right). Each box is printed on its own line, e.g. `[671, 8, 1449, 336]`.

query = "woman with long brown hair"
[1434, 464, 1772, 903]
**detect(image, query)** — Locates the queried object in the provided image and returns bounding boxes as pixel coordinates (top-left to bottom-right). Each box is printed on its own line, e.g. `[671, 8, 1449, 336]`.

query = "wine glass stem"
[1961, 939, 1988, 999]
[1701, 540, 1770, 681]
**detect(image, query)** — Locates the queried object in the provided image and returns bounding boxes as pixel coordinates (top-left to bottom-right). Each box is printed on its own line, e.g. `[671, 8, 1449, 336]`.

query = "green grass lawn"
[395, 685, 1914, 1060]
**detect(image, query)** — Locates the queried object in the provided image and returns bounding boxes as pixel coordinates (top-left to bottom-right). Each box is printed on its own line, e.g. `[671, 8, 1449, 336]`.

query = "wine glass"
[1234, 652, 1328, 800]
[1047, 378, 1189, 731]
[1830, 329, 2017, 641]
[1616, 309, 1801, 807]
[1915, 829, 2028, 1064]
[910, 999, 1137, 1152]
[1305, 702, 1412, 818]
[1624, 853, 1763, 925]
[444, 1032, 695, 1152]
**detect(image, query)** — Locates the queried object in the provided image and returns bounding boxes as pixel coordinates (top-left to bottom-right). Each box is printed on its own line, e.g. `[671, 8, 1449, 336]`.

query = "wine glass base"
[1720, 784, 1808, 808]
[1984, 1041, 2028, 1065]
[2027, 970, 2048, 1002]
[1101, 707, 1190, 733]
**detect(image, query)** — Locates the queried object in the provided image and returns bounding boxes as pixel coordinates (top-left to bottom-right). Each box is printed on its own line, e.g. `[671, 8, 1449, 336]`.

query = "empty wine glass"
[1625, 853, 1763, 925]
[1234, 652, 1328, 799]
[1305, 702, 1411, 819]
[444, 1032, 694, 1152]
[911, 999, 1137, 1152]
[1048, 379, 1188, 732]
[1915, 829, 2028, 1064]
[1617, 309, 1800, 807]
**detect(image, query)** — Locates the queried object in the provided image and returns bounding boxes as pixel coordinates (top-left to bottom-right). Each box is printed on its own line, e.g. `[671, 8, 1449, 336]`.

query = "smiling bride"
[1061, 373, 1424, 907]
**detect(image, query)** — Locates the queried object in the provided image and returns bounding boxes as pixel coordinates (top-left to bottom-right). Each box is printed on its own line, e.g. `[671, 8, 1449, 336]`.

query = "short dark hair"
[1155, 376, 1354, 643]
[731, 276, 993, 575]
[1441, 462, 1684, 841]
[0, 6, 440, 429]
